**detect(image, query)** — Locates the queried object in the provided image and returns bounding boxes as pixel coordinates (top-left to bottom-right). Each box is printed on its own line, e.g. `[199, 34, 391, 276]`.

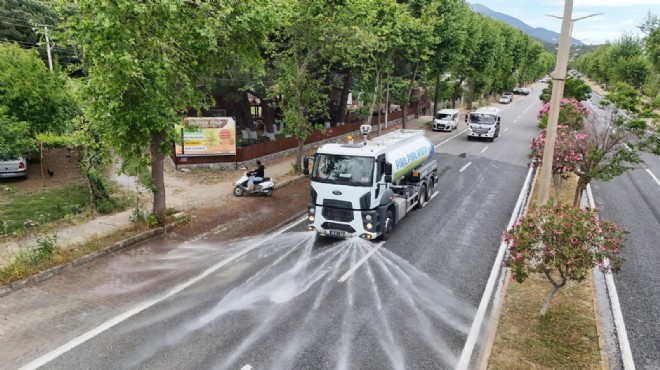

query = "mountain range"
[469, 3, 585, 46]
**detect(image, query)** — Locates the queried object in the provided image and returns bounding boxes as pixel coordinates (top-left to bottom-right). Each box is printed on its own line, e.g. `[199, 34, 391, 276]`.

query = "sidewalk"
[0, 115, 434, 282]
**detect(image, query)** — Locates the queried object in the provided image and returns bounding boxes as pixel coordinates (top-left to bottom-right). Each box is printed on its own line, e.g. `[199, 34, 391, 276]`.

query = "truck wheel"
[415, 184, 427, 209]
[427, 179, 434, 198]
[381, 210, 394, 240]
[233, 186, 244, 197]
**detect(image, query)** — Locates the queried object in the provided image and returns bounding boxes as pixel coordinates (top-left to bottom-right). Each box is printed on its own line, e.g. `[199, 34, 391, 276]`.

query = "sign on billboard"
[175, 117, 236, 156]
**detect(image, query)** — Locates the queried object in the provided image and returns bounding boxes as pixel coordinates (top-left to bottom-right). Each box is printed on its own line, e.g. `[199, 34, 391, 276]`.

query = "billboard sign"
[175, 117, 236, 156]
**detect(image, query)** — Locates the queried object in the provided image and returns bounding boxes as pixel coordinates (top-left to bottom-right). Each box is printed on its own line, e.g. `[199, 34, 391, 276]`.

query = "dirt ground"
[0, 148, 85, 192]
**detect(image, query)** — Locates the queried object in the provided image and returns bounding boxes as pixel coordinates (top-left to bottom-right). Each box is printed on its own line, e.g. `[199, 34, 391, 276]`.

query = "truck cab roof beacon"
[305, 129, 438, 240]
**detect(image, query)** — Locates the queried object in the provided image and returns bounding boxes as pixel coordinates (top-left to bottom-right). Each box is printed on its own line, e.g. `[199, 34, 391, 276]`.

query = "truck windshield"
[312, 154, 374, 186]
[436, 113, 451, 120]
[469, 113, 495, 124]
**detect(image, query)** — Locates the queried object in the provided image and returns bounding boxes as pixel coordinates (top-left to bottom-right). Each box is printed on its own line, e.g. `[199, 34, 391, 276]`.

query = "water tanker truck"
[303, 129, 438, 240]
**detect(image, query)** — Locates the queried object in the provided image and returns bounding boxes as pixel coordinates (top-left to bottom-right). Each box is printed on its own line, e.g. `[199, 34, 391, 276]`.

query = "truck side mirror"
[384, 162, 392, 183]
[303, 156, 310, 176]
[384, 162, 392, 176]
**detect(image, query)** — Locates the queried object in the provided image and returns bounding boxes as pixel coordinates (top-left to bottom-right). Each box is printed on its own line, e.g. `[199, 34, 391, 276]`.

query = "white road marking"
[434, 129, 467, 149]
[457, 166, 534, 370]
[480, 146, 488, 154]
[241, 365, 253, 370]
[646, 169, 660, 186]
[430, 191, 439, 200]
[459, 162, 472, 172]
[586, 184, 635, 370]
[338, 241, 385, 283]
[504, 128, 509, 132]
[18, 216, 308, 370]
[522, 101, 536, 116]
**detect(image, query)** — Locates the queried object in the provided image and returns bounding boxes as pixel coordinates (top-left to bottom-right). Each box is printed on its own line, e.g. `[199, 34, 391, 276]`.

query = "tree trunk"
[573, 178, 588, 207]
[365, 68, 380, 129]
[239, 93, 256, 131]
[433, 71, 441, 116]
[150, 131, 166, 225]
[552, 174, 562, 201]
[335, 70, 353, 125]
[402, 62, 419, 130]
[295, 138, 305, 171]
[541, 268, 567, 316]
[540, 284, 560, 316]
[451, 77, 464, 109]
[467, 81, 475, 111]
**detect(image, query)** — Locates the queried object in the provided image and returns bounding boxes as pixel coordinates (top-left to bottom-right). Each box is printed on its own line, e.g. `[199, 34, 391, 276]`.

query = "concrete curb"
[0, 176, 308, 298]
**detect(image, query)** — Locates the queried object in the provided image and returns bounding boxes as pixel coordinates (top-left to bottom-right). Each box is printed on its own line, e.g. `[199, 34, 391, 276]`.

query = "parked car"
[432, 108, 460, 131]
[0, 155, 28, 179]
[499, 94, 512, 104]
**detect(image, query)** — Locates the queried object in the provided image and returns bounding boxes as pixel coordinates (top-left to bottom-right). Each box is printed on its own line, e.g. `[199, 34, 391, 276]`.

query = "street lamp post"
[537, 2, 602, 205]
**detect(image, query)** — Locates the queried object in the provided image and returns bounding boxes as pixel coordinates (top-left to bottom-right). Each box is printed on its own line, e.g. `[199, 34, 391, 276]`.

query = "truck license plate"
[329, 230, 343, 237]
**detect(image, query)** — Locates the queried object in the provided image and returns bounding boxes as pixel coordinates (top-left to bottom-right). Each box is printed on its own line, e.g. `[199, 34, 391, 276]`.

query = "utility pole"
[44, 25, 53, 71]
[538, 5, 603, 205]
[537, 0, 573, 205]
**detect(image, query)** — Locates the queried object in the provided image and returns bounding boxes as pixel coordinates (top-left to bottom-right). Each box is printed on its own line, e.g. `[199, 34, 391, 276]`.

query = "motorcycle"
[232, 170, 275, 197]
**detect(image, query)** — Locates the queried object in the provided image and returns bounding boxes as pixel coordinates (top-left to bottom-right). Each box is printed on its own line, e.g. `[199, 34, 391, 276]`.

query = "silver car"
[0, 155, 28, 179]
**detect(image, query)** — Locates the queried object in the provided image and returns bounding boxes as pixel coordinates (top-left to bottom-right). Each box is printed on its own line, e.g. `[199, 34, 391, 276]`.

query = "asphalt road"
[8, 93, 544, 370]
[585, 91, 660, 369]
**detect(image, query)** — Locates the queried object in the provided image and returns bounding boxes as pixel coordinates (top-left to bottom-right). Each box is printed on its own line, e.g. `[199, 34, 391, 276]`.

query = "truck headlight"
[308, 215, 315, 222]
[366, 222, 373, 230]
[309, 208, 315, 214]
[365, 214, 372, 221]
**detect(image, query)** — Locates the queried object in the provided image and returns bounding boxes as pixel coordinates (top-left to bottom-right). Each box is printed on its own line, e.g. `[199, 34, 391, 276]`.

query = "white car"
[0, 155, 28, 179]
[432, 109, 460, 131]
[499, 95, 512, 104]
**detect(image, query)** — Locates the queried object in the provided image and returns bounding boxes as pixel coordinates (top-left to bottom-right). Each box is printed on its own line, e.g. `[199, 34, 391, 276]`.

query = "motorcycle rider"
[247, 160, 265, 190]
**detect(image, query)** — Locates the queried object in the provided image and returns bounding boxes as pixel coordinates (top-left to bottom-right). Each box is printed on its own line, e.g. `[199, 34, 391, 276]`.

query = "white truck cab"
[466, 107, 501, 142]
[432, 109, 459, 131]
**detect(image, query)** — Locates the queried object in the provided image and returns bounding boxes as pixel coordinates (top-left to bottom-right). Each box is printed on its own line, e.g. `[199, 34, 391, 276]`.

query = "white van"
[466, 107, 501, 142]
[432, 109, 460, 132]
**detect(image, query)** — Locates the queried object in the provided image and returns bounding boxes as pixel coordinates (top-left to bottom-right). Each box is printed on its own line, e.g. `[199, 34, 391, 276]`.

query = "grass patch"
[0, 184, 90, 236]
[488, 172, 604, 369]
[0, 224, 149, 286]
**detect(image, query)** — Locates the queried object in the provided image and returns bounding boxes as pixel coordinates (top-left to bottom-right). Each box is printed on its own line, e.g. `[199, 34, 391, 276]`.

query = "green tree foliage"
[270, 0, 379, 167]
[59, 0, 269, 223]
[0, 106, 33, 157]
[0, 43, 76, 148]
[0, 0, 80, 68]
[540, 76, 592, 102]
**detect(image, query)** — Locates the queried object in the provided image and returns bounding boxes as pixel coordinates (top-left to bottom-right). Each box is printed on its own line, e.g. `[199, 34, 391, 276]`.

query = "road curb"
[0, 176, 308, 298]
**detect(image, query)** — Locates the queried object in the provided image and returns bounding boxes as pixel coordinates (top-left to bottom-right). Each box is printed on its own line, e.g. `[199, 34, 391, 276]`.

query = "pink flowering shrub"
[503, 203, 626, 315]
[529, 125, 588, 178]
[537, 98, 588, 130]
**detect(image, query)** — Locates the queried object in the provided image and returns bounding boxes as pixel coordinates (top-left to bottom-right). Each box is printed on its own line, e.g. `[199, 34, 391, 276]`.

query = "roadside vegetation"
[2, 0, 555, 228]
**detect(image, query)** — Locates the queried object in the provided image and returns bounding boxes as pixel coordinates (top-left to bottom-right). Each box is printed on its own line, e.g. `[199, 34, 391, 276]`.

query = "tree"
[269, 0, 377, 168]
[539, 76, 592, 103]
[571, 83, 648, 206]
[60, 0, 270, 223]
[0, 43, 77, 137]
[504, 203, 626, 316]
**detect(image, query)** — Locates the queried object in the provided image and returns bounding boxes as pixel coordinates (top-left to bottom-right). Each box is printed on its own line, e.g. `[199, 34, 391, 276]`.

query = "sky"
[472, 0, 660, 45]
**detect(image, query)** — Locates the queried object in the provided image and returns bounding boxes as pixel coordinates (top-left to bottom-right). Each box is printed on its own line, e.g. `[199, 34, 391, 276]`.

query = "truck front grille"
[322, 200, 354, 222]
